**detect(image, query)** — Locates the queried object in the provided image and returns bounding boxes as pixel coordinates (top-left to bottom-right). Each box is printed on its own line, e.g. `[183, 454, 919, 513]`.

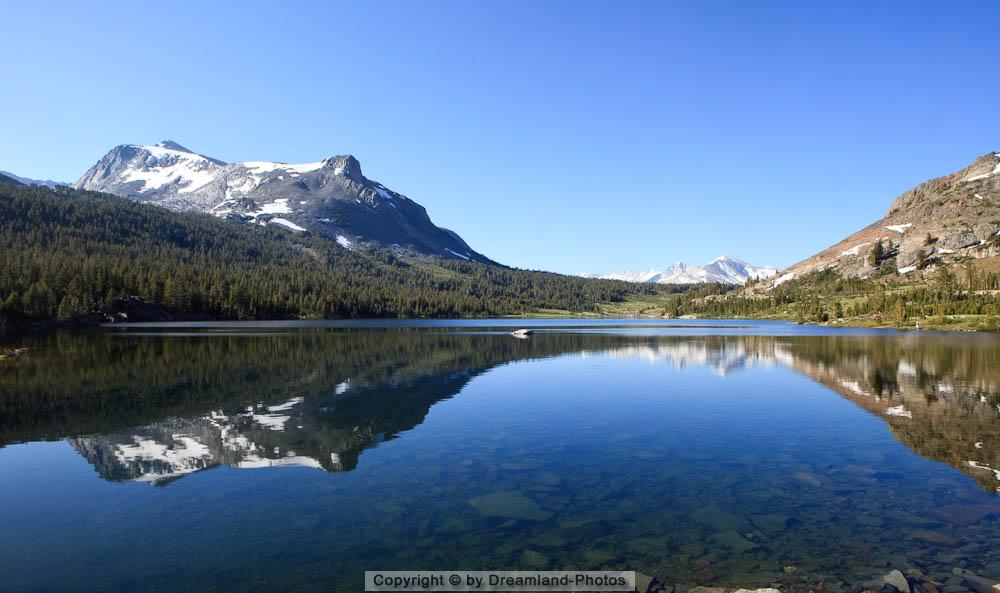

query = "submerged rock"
[748, 513, 789, 533]
[909, 529, 958, 546]
[792, 471, 823, 487]
[534, 471, 563, 486]
[581, 547, 617, 566]
[687, 589, 778, 593]
[951, 568, 998, 593]
[521, 549, 549, 567]
[691, 505, 744, 531]
[526, 532, 566, 548]
[885, 569, 912, 593]
[434, 517, 471, 535]
[933, 504, 998, 526]
[467, 491, 553, 521]
[710, 530, 759, 554]
[636, 572, 672, 593]
[628, 536, 671, 557]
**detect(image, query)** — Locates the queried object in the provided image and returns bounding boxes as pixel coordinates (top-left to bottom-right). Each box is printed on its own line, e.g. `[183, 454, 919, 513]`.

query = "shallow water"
[1, 321, 999, 592]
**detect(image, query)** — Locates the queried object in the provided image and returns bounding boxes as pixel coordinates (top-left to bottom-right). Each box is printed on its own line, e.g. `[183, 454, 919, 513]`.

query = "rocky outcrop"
[774, 152, 1000, 284]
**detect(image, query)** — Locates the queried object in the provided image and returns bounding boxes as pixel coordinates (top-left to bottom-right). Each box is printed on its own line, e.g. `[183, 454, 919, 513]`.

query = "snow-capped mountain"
[0, 170, 67, 188]
[582, 256, 777, 285]
[74, 141, 492, 262]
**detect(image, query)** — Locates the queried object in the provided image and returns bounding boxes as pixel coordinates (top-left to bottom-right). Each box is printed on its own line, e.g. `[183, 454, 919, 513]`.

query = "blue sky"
[2, 1, 998, 274]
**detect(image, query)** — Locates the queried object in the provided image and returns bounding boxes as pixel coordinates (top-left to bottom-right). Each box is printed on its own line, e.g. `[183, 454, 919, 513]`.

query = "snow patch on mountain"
[840, 242, 869, 257]
[270, 218, 306, 232]
[242, 160, 326, 175]
[583, 256, 777, 285]
[253, 198, 293, 216]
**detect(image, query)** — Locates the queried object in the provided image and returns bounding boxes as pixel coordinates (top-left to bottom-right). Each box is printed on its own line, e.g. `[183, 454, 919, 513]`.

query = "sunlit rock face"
[776, 151, 1000, 284]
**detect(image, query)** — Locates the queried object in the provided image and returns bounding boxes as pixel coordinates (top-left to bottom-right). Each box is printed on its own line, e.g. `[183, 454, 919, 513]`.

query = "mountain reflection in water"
[1, 330, 998, 492]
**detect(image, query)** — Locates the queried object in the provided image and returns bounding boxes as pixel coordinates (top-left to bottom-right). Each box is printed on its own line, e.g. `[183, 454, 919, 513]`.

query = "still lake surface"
[1, 320, 999, 592]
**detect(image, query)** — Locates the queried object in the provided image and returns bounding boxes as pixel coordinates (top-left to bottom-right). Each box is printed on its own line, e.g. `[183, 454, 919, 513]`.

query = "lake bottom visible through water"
[0, 321, 998, 592]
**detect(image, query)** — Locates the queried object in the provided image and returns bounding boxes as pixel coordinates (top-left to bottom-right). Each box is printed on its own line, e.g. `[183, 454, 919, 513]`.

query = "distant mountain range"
[0, 157, 777, 287]
[73, 141, 492, 263]
[13, 142, 1000, 291]
[0, 170, 66, 188]
[582, 256, 777, 285]
[774, 151, 1000, 286]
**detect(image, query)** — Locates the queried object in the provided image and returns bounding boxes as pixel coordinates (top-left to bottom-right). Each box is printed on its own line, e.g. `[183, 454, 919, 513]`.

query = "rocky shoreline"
[634, 568, 1000, 593]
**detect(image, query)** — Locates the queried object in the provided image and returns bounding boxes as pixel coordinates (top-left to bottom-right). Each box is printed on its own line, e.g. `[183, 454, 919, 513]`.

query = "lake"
[1, 320, 998, 593]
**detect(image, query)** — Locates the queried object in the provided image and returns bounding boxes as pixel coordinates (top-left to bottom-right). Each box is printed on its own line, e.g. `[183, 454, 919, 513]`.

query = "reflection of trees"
[0, 331, 634, 446]
[773, 336, 1000, 492]
[3, 331, 656, 483]
[2, 330, 998, 490]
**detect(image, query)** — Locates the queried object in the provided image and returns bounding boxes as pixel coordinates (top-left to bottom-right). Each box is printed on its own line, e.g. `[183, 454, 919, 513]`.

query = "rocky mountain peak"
[154, 140, 195, 153]
[323, 154, 363, 179]
[957, 151, 1000, 184]
[73, 141, 492, 263]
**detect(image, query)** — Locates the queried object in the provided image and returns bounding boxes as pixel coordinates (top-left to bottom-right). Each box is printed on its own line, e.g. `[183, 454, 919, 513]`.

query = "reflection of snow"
[602, 342, 775, 376]
[897, 361, 916, 377]
[967, 460, 1000, 484]
[840, 380, 867, 396]
[113, 434, 213, 482]
[267, 397, 304, 412]
[100, 394, 328, 484]
[115, 434, 210, 463]
[237, 454, 323, 469]
[885, 405, 912, 418]
[253, 414, 290, 431]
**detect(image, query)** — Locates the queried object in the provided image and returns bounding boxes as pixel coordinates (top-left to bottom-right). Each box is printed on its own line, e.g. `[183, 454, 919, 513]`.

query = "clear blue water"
[1, 322, 998, 592]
